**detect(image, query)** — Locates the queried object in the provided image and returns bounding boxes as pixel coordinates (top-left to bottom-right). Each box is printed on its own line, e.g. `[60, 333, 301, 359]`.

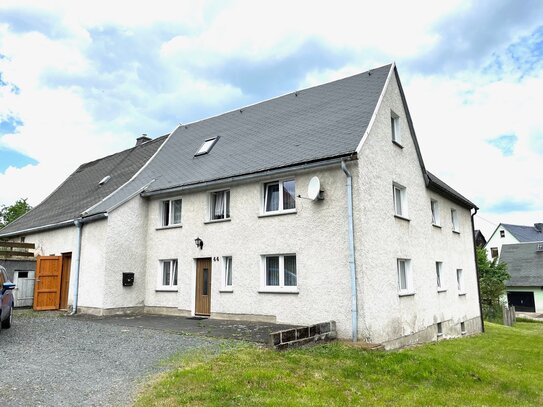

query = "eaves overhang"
[141, 153, 358, 199]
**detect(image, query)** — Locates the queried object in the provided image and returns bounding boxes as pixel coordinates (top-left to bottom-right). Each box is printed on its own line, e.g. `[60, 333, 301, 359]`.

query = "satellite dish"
[307, 176, 323, 201]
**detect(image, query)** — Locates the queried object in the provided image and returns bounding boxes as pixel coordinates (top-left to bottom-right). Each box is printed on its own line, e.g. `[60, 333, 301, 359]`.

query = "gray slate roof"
[502, 223, 543, 242]
[88, 64, 393, 215]
[501, 243, 543, 286]
[426, 171, 476, 209]
[0, 136, 166, 236]
[2, 63, 476, 234]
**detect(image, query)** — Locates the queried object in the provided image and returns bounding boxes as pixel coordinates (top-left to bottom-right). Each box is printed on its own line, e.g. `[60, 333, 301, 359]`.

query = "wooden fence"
[0, 241, 35, 259]
[503, 305, 516, 326]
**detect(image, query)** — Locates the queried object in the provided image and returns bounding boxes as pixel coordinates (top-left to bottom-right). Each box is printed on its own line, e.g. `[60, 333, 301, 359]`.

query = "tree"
[476, 246, 510, 320]
[0, 198, 32, 229]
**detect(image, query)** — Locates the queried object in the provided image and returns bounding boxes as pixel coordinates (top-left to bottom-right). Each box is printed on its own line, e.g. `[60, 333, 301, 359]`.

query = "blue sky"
[1, 0, 543, 237]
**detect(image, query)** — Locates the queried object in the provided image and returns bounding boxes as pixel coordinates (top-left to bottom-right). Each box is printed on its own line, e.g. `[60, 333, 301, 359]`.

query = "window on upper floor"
[391, 111, 401, 145]
[261, 254, 297, 292]
[264, 179, 296, 214]
[451, 208, 459, 233]
[490, 247, 499, 258]
[431, 199, 440, 226]
[210, 190, 230, 221]
[393, 183, 408, 218]
[500, 230, 505, 238]
[157, 259, 178, 291]
[161, 198, 182, 227]
[397, 258, 413, 295]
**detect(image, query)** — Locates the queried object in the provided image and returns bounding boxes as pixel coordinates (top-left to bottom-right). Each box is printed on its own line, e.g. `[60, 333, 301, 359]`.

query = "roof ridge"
[178, 64, 393, 130]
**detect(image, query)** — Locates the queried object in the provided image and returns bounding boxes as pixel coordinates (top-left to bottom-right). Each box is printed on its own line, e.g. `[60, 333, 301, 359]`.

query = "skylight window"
[195, 137, 219, 156]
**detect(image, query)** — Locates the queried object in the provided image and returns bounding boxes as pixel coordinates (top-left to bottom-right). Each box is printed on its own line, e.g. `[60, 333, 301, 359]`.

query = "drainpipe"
[471, 208, 485, 333]
[341, 160, 358, 342]
[69, 219, 83, 315]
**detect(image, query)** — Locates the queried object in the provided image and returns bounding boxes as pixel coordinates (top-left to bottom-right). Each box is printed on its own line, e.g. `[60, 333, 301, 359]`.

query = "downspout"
[69, 219, 83, 315]
[341, 160, 358, 342]
[471, 208, 485, 333]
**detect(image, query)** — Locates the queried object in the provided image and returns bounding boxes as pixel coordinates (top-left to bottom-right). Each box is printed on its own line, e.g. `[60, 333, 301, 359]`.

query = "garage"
[507, 291, 536, 312]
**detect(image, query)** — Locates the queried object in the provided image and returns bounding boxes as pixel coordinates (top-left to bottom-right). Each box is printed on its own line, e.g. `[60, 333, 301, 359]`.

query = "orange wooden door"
[33, 256, 62, 311]
[195, 258, 212, 315]
[59, 253, 72, 310]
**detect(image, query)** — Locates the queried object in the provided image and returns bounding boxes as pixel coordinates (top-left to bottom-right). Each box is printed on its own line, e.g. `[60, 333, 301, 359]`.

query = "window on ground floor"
[261, 254, 297, 291]
[397, 258, 413, 295]
[223, 256, 233, 289]
[158, 259, 178, 290]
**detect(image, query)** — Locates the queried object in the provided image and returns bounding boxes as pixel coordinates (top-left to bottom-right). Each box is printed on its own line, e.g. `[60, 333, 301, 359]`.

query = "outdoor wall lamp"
[195, 237, 203, 250]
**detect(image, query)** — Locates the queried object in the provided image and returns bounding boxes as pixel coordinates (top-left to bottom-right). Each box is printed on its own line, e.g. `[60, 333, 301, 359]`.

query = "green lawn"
[135, 322, 543, 406]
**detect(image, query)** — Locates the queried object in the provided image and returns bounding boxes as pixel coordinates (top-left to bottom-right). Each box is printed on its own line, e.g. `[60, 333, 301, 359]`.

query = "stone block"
[281, 329, 296, 343]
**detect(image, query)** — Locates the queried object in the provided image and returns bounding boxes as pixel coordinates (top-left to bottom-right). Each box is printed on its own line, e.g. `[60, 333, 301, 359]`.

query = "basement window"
[195, 137, 219, 156]
[437, 322, 443, 337]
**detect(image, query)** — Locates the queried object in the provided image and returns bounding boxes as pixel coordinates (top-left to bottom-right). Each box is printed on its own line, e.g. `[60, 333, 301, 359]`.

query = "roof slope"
[0, 136, 166, 236]
[501, 243, 543, 286]
[502, 224, 543, 242]
[426, 171, 477, 209]
[88, 64, 393, 214]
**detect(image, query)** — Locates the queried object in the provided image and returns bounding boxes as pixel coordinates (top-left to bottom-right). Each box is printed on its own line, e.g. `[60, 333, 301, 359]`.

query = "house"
[0, 135, 166, 309]
[0, 63, 482, 348]
[485, 223, 543, 259]
[474, 230, 487, 248]
[500, 242, 543, 313]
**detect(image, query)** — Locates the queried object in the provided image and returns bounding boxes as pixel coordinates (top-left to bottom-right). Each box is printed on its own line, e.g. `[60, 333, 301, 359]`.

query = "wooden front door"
[195, 258, 212, 316]
[33, 256, 62, 311]
[60, 253, 72, 310]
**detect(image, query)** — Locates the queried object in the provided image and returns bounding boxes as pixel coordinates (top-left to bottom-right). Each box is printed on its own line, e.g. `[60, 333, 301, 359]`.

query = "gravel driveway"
[1, 311, 223, 406]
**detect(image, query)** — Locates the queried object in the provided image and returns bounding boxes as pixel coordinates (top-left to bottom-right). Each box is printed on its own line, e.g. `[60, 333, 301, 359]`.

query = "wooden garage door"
[33, 256, 63, 311]
[507, 291, 535, 313]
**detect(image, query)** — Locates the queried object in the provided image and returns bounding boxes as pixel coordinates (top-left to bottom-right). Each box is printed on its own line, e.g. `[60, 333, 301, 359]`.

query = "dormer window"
[195, 137, 219, 156]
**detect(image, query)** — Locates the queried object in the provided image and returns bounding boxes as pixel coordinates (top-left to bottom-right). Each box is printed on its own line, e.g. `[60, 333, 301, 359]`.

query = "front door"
[195, 258, 212, 316]
[33, 256, 62, 311]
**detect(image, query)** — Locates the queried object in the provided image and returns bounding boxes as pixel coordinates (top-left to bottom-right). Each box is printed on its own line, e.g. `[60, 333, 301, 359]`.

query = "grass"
[135, 322, 543, 406]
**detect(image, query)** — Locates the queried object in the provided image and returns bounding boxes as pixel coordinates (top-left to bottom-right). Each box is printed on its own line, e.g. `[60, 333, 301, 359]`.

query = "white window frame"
[220, 256, 233, 292]
[500, 230, 505, 238]
[436, 261, 446, 292]
[431, 199, 440, 226]
[393, 183, 408, 218]
[397, 258, 414, 295]
[451, 208, 459, 233]
[263, 179, 296, 214]
[209, 189, 231, 221]
[160, 198, 182, 227]
[391, 111, 401, 144]
[157, 259, 178, 291]
[456, 268, 465, 295]
[490, 247, 499, 258]
[259, 254, 298, 293]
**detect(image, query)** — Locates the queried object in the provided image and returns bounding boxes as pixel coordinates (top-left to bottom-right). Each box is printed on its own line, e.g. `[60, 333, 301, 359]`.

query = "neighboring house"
[0, 63, 482, 348]
[500, 242, 543, 313]
[485, 223, 543, 259]
[474, 230, 487, 248]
